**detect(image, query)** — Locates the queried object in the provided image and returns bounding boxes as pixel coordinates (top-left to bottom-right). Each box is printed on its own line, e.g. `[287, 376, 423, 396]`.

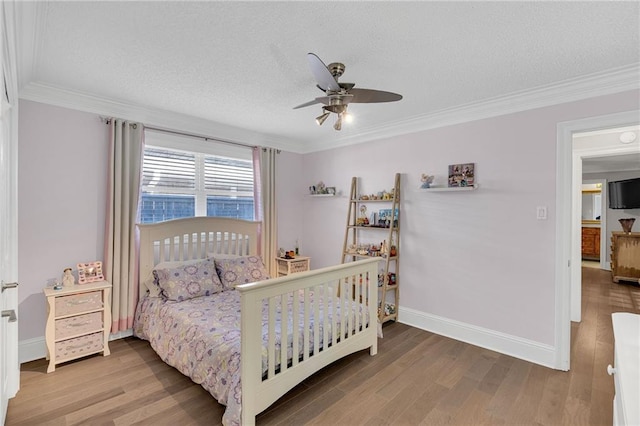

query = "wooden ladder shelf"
[342, 173, 401, 323]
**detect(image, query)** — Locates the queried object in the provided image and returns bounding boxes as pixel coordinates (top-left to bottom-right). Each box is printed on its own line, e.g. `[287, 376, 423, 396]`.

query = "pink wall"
[275, 150, 305, 254]
[18, 100, 109, 341]
[17, 100, 304, 346]
[17, 89, 639, 359]
[298, 90, 640, 346]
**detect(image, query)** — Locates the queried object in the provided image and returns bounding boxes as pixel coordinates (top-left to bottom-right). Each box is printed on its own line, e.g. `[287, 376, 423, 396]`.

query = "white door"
[1, 0, 21, 421]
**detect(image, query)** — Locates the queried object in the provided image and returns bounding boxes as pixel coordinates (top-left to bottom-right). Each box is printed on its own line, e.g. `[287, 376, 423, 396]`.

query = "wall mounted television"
[608, 177, 640, 209]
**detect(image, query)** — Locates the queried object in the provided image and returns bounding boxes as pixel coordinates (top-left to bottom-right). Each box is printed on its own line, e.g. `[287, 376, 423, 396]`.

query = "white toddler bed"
[134, 217, 378, 425]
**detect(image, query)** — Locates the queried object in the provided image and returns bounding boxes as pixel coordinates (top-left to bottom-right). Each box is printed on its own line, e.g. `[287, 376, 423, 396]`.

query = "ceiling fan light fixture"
[334, 116, 342, 131]
[316, 112, 330, 126]
[342, 110, 353, 123]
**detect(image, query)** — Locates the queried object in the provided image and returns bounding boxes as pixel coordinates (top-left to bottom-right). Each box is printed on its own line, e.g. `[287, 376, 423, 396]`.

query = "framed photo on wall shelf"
[77, 261, 104, 284]
[448, 163, 475, 188]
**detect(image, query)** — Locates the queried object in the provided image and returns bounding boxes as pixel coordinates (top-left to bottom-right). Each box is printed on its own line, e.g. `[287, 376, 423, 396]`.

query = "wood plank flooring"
[7, 267, 639, 425]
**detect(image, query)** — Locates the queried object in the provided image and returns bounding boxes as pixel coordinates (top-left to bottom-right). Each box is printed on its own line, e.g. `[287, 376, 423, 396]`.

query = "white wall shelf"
[309, 193, 336, 197]
[421, 184, 479, 192]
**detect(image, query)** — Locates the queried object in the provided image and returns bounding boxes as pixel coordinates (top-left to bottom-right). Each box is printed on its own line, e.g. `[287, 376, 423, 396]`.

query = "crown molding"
[18, 82, 304, 153]
[19, 64, 640, 154]
[304, 63, 640, 153]
[15, 1, 44, 89]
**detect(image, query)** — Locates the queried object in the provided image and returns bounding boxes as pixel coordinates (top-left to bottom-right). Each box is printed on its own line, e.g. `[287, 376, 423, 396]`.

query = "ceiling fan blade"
[349, 88, 403, 103]
[307, 53, 340, 92]
[293, 99, 322, 109]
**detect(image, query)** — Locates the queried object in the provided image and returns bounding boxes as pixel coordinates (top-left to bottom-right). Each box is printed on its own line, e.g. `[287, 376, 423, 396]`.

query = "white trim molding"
[18, 65, 640, 154]
[555, 109, 640, 372]
[399, 307, 557, 369]
[18, 337, 46, 364]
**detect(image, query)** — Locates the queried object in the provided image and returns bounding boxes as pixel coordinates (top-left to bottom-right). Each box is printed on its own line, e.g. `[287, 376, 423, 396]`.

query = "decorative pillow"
[142, 258, 206, 298]
[215, 255, 270, 289]
[153, 258, 224, 301]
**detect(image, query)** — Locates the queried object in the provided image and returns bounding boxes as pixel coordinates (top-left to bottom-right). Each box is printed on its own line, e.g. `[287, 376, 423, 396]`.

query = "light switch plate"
[536, 206, 547, 220]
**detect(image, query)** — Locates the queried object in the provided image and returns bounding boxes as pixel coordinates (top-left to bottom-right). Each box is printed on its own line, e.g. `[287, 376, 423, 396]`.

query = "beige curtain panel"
[104, 120, 144, 333]
[253, 147, 278, 277]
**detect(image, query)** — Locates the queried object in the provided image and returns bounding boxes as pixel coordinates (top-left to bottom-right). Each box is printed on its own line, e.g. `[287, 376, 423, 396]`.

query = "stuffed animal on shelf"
[62, 267, 75, 287]
[420, 174, 434, 189]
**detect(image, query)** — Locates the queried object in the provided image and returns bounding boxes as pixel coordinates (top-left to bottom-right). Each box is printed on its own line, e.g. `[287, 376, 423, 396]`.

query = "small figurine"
[421, 174, 434, 189]
[62, 267, 75, 287]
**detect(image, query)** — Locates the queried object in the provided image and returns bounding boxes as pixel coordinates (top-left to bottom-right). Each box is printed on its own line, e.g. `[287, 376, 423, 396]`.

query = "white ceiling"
[15, 1, 640, 153]
[577, 126, 640, 174]
[582, 153, 640, 174]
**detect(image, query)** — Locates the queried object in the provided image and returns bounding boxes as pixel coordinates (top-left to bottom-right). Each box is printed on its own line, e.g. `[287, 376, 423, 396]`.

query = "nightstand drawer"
[289, 259, 309, 273]
[55, 311, 103, 340]
[55, 332, 104, 362]
[55, 291, 103, 316]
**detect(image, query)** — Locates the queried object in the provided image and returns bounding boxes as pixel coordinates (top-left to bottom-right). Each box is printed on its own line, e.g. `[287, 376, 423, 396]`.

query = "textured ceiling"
[16, 1, 640, 152]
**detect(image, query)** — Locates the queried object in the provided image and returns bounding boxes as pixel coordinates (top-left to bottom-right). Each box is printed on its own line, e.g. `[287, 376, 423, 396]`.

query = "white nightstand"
[276, 256, 311, 277]
[43, 280, 112, 373]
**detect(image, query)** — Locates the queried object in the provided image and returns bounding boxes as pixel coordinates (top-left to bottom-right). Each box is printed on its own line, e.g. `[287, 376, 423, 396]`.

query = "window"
[140, 133, 254, 223]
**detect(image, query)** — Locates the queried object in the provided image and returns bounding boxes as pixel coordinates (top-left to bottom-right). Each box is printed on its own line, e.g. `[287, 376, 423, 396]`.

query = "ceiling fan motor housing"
[328, 62, 345, 78]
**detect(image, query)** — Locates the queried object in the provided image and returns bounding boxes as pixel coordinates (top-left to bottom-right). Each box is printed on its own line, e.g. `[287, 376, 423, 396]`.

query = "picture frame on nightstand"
[77, 261, 104, 284]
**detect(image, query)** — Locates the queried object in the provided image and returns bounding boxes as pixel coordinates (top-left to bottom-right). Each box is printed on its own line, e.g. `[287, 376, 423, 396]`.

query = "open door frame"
[555, 110, 640, 371]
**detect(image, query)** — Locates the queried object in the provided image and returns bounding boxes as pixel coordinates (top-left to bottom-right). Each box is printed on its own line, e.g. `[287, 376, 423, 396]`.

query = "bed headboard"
[137, 217, 260, 293]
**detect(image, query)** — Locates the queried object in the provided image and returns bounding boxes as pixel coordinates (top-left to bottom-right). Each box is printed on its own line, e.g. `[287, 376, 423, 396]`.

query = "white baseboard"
[23, 311, 559, 370]
[109, 329, 134, 340]
[19, 329, 133, 364]
[398, 306, 559, 369]
[19, 337, 47, 364]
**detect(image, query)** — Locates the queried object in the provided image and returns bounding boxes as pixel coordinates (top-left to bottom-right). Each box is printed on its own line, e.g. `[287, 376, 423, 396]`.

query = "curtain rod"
[101, 117, 279, 152]
[144, 125, 257, 150]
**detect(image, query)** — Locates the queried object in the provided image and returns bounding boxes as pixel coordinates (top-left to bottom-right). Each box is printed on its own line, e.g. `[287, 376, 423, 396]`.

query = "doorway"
[555, 110, 640, 371]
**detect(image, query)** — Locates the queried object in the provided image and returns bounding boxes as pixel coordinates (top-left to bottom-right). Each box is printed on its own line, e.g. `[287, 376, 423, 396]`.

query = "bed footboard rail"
[237, 258, 379, 425]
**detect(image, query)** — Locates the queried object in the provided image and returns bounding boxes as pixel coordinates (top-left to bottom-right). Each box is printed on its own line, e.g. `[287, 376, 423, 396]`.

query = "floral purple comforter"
[133, 289, 367, 426]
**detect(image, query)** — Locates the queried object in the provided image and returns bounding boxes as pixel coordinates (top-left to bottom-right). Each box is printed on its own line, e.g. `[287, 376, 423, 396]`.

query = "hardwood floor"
[7, 267, 639, 425]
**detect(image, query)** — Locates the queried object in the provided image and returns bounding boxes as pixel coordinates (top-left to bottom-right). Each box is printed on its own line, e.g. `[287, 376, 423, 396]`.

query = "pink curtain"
[104, 120, 144, 333]
[252, 147, 263, 254]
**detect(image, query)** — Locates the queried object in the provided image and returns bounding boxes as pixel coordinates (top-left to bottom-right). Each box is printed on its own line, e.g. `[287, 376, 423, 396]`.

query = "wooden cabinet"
[581, 227, 600, 260]
[610, 232, 640, 284]
[44, 281, 112, 372]
[276, 256, 310, 277]
[342, 173, 400, 324]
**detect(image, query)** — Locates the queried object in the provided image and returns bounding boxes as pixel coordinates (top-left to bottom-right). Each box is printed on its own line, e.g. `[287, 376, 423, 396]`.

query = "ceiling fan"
[294, 53, 403, 131]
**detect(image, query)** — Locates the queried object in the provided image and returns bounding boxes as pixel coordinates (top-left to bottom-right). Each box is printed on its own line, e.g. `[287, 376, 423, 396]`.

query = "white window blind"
[140, 140, 254, 224]
[144, 148, 195, 190]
